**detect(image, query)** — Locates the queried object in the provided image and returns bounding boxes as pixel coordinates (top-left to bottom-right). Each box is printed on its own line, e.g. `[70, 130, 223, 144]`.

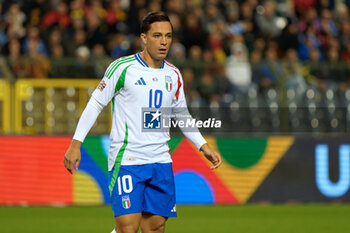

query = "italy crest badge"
[165, 76, 172, 92]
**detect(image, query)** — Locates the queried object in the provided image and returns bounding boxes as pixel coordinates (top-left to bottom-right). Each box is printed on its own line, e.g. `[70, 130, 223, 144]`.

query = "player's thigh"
[140, 212, 167, 233]
[115, 213, 142, 233]
[109, 165, 146, 217]
[143, 163, 177, 218]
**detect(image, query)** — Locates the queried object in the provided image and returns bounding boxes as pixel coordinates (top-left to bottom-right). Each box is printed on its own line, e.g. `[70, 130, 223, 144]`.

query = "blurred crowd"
[1, 0, 350, 107]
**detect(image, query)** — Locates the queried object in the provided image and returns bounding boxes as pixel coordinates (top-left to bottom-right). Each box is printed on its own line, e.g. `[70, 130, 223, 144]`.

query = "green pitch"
[1, 204, 350, 233]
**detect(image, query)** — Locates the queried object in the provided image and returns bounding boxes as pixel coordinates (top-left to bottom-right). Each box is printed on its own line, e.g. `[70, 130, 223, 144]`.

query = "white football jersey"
[92, 53, 206, 170]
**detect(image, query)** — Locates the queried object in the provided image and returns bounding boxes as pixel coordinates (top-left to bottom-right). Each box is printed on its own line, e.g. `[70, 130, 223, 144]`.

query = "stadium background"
[1, 0, 350, 232]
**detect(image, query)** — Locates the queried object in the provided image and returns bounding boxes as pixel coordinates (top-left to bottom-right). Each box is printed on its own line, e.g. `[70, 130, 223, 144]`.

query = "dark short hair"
[140, 11, 172, 34]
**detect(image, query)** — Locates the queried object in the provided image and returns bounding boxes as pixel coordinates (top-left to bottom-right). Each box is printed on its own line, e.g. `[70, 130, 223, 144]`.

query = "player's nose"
[160, 36, 167, 45]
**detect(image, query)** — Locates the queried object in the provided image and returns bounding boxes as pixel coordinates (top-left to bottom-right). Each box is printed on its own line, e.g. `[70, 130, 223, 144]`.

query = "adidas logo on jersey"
[135, 77, 146, 85]
[171, 205, 176, 213]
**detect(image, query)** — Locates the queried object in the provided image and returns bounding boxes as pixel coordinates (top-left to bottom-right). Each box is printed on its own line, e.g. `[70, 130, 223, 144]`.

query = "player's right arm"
[63, 139, 81, 174]
[63, 96, 104, 174]
[63, 60, 123, 174]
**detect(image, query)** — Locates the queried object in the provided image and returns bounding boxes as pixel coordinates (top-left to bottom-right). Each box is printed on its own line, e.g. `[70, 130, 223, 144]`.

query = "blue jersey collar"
[135, 52, 164, 69]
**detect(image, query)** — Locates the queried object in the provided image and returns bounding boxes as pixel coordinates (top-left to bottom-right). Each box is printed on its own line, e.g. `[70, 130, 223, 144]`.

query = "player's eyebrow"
[152, 32, 172, 36]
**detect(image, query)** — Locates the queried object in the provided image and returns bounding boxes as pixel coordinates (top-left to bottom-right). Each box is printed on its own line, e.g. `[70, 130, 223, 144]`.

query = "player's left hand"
[200, 143, 222, 170]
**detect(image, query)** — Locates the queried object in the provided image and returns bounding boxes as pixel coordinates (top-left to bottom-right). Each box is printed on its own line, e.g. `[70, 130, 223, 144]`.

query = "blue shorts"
[108, 163, 177, 218]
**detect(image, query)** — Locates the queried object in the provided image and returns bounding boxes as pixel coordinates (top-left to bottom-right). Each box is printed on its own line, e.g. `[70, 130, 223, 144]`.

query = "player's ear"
[140, 33, 147, 45]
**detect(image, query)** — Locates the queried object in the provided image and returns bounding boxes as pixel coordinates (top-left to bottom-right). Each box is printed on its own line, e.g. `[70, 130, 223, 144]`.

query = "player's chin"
[159, 52, 168, 59]
[156, 54, 168, 60]
[158, 50, 169, 58]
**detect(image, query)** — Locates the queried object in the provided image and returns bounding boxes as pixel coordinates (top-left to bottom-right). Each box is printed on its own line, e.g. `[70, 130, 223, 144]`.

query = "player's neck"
[140, 51, 163, 68]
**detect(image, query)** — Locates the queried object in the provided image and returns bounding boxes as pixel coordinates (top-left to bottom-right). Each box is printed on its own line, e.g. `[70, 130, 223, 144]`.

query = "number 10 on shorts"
[117, 175, 133, 195]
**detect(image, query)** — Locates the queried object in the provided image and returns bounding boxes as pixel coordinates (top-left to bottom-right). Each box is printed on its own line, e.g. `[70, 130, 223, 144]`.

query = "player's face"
[142, 21, 173, 61]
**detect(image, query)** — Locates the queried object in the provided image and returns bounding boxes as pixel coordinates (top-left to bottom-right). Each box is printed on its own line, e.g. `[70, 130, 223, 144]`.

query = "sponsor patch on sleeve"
[97, 80, 106, 92]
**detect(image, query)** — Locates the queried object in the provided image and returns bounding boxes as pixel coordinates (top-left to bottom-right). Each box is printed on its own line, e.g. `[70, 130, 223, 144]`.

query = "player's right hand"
[63, 139, 82, 174]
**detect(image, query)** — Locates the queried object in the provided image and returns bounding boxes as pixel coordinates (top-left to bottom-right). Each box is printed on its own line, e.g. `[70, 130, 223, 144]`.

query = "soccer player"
[63, 11, 222, 233]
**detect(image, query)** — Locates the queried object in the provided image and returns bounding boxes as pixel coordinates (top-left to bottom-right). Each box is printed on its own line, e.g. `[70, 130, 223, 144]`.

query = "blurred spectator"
[49, 44, 69, 78]
[250, 49, 263, 84]
[227, 1, 255, 38]
[7, 38, 22, 77]
[298, 26, 323, 61]
[127, 0, 147, 35]
[0, 55, 14, 81]
[66, 17, 85, 43]
[303, 47, 325, 86]
[341, 41, 350, 62]
[22, 25, 48, 55]
[276, 0, 295, 17]
[182, 13, 207, 50]
[259, 47, 283, 91]
[105, 0, 128, 33]
[41, 1, 70, 29]
[28, 7, 42, 26]
[91, 44, 112, 78]
[200, 3, 224, 33]
[182, 68, 200, 105]
[21, 40, 51, 78]
[282, 48, 307, 96]
[252, 37, 266, 53]
[4, 3, 26, 39]
[298, 7, 320, 35]
[335, 2, 349, 22]
[85, 0, 106, 19]
[208, 20, 227, 64]
[70, 0, 86, 21]
[71, 17, 85, 32]
[339, 21, 350, 53]
[47, 27, 64, 56]
[197, 73, 218, 106]
[278, 22, 299, 53]
[168, 13, 183, 40]
[50, 43, 64, 58]
[109, 32, 130, 59]
[128, 36, 143, 54]
[294, 0, 316, 16]
[184, 45, 205, 78]
[148, 0, 162, 12]
[86, 13, 106, 48]
[225, 36, 252, 94]
[215, 66, 232, 97]
[315, 0, 335, 14]
[0, 1, 2, 18]
[6, 38, 24, 78]
[232, 1, 257, 50]
[70, 45, 95, 78]
[203, 48, 222, 75]
[22, 0, 50, 21]
[66, 29, 87, 56]
[0, 19, 7, 49]
[318, 9, 338, 51]
[255, 1, 284, 38]
[325, 47, 348, 84]
[164, 0, 185, 15]
[167, 38, 186, 69]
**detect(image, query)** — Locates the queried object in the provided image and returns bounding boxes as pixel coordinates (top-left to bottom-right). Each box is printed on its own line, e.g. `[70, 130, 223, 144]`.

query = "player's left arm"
[171, 69, 222, 169]
[200, 143, 222, 170]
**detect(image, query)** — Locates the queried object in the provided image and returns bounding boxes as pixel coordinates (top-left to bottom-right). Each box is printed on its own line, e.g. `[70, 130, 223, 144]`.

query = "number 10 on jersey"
[149, 89, 163, 108]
